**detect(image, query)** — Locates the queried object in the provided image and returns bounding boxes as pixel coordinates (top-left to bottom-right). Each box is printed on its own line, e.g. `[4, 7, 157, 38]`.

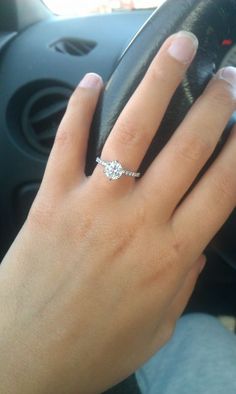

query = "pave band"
[96, 157, 141, 181]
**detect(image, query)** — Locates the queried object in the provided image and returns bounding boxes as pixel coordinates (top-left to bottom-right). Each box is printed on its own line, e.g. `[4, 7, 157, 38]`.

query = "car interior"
[0, 0, 236, 392]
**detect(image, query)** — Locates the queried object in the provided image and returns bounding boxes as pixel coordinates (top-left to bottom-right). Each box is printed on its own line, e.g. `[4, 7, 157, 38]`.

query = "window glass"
[42, 0, 167, 16]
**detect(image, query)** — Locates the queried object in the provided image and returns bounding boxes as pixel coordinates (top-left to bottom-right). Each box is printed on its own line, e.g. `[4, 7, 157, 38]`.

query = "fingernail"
[216, 67, 236, 88]
[79, 73, 103, 89]
[168, 31, 198, 64]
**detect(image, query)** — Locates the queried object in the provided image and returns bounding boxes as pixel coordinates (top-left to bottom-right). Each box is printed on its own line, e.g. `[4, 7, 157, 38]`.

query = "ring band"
[96, 157, 141, 181]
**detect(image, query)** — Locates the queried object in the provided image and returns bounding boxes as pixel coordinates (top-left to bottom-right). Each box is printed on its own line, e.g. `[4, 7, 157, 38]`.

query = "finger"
[93, 31, 198, 190]
[139, 66, 236, 217]
[41, 73, 103, 195]
[172, 126, 236, 262]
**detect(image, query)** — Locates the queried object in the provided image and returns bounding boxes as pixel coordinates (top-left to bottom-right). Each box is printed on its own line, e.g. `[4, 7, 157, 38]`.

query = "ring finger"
[92, 31, 198, 190]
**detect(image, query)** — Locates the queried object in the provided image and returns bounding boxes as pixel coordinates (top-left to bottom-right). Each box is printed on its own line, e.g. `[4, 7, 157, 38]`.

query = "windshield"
[42, 0, 167, 16]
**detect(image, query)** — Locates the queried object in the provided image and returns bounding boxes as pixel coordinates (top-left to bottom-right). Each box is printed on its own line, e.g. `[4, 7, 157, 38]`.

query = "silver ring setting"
[96, 157, 141, 181]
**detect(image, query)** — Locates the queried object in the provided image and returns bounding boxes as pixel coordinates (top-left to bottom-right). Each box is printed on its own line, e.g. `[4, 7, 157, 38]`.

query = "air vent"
[21, 86, 72, 155]
[51, 38, 97, 56]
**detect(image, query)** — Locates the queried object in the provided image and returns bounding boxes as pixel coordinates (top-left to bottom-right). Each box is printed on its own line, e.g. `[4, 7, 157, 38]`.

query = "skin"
[0, 33, 236, 394]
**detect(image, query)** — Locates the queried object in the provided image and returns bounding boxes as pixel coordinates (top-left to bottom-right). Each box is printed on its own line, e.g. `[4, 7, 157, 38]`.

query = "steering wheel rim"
[87, 0, 236, 270]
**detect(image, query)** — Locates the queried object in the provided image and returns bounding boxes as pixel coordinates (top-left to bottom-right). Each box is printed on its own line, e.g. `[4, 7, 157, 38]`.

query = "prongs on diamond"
[96, 157, 140, 181]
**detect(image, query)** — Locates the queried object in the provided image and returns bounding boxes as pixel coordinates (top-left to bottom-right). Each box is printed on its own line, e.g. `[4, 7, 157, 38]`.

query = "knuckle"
[211, 167, 236, 202]
[114, 118, 142, 146]
[174, 131, 212, 163]
[68, 87, 81, 107]
[171, 235, 188, 261]
[149, 61, 173, 85]
[55, 124, 69, 145]
[207, 82, 236, 108]
[70, 86, 96, 109]
[149, 63, 167, 83]
[169, 220, 189, 260]
[55, 113, 81, 148]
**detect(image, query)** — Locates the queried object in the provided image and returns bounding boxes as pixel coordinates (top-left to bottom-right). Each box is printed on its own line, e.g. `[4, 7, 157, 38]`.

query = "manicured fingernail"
[168, 31, 198, 64]
[79, 73, 103, 89]
[216, 67, 236, 88]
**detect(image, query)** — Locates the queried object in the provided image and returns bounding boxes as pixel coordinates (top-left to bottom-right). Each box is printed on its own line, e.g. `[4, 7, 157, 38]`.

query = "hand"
[1, 31, 236, 394]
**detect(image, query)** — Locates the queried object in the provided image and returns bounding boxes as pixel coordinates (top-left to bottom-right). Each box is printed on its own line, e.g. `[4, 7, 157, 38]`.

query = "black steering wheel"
[87, 0, 236, 272]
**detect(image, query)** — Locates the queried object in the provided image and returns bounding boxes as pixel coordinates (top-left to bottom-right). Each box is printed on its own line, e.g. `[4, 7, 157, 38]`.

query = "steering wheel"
[87, 0, 236, 272]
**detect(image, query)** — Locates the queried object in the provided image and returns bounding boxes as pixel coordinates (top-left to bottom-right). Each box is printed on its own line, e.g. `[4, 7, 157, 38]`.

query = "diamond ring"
[96, 157, 141, 181]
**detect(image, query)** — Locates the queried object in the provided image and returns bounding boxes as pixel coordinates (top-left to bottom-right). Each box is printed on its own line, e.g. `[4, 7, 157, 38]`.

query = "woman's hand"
[1, 31, 236, 394]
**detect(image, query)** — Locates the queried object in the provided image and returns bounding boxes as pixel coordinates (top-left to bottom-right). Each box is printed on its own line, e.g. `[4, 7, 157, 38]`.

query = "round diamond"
[104, 160, 123, 180]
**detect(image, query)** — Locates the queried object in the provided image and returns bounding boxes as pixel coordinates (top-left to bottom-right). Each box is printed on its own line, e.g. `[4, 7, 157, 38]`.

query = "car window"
[42, 0, 167, 16]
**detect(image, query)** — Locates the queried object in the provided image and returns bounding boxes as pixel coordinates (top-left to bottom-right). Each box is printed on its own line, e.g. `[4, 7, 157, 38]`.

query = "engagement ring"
[96, 158, 141, 181]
